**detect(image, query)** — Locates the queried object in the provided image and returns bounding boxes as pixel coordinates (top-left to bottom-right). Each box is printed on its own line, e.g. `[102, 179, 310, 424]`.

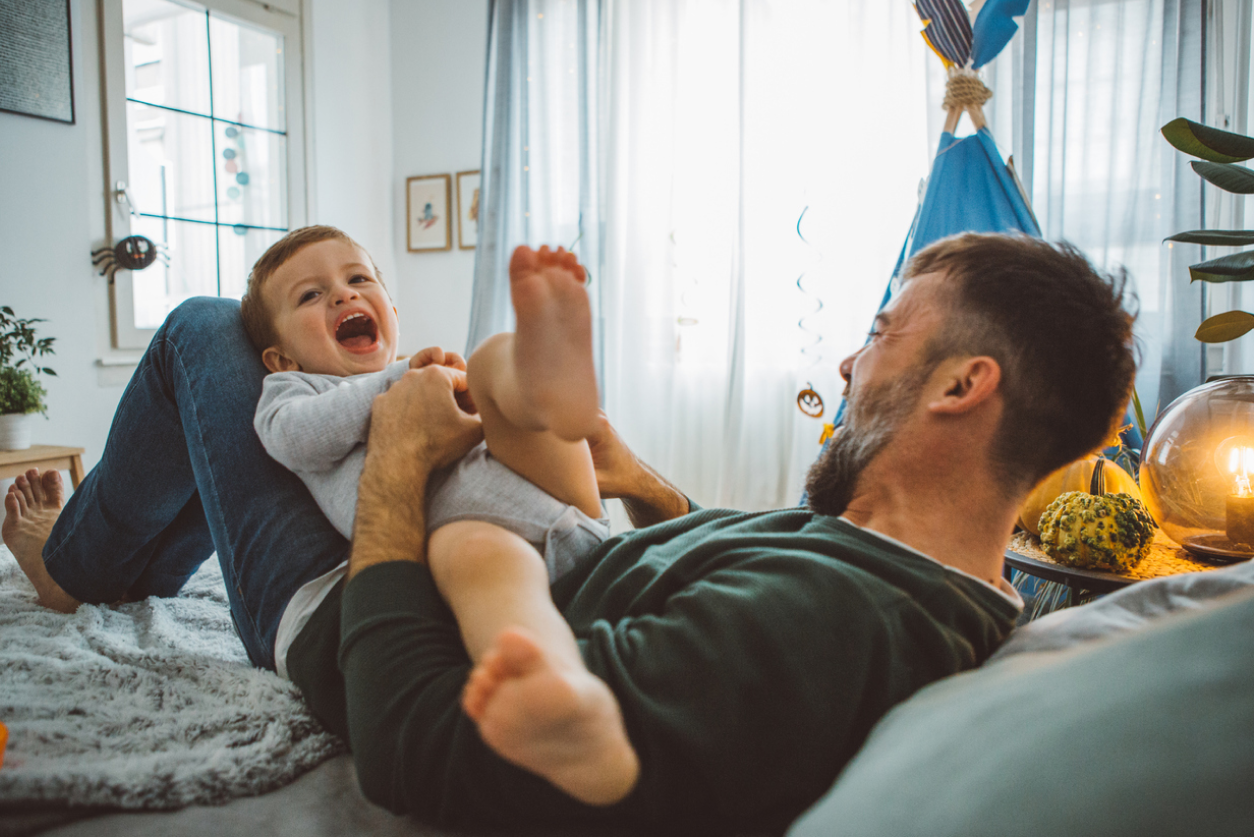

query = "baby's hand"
[409, 346, 468, 371]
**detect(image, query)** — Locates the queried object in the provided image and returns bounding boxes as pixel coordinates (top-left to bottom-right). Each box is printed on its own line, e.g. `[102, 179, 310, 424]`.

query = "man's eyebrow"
[873, 311, 891, 329]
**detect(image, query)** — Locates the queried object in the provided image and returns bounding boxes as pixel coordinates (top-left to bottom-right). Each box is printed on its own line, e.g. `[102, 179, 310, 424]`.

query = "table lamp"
[1140, 377, 1254, 562]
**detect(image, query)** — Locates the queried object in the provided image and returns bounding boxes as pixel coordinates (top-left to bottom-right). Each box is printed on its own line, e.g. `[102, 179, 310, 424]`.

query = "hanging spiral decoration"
[795, 205, 825, 370]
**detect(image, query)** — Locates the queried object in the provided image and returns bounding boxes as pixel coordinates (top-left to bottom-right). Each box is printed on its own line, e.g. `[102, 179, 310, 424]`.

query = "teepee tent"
[880, 0, 1039, 325]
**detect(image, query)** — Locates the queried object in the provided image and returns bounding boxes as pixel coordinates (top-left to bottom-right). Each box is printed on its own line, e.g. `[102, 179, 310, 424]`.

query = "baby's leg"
[427, 521, 638, 804]
[467, 245, 601, 519]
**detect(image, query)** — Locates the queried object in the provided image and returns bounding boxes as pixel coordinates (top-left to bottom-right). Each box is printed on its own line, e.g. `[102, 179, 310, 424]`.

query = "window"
[101, 0, 305, 350]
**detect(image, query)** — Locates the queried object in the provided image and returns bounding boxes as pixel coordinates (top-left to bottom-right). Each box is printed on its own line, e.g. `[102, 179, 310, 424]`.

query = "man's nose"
[838, 350, 858, 383]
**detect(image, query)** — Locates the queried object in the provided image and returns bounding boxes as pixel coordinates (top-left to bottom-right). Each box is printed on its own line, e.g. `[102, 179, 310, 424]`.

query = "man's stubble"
[804, 365, 935, 518]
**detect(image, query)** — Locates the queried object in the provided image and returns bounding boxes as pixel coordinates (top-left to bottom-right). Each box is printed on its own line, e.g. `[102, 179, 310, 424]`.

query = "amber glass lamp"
[1140, 377, 1254, 563]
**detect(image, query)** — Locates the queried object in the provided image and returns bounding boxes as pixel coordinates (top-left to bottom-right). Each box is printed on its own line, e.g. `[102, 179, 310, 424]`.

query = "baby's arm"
[254, 361, 410, 473]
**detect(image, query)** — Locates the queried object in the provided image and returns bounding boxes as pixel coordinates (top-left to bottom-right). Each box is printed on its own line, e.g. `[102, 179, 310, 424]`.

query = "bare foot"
[463, 627, 639, 806]
[2, 469, 79, 612]
[508, 245, 600, 441]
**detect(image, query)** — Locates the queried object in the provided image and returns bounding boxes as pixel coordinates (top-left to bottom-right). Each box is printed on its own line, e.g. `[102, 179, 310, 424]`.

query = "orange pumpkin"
[1018, 455, 1142, 536]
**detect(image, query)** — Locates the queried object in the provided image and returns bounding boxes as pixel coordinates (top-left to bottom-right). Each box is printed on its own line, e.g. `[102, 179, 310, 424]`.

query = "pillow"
[787, 585, 1254, 837]
[994, 557, 1254, 658]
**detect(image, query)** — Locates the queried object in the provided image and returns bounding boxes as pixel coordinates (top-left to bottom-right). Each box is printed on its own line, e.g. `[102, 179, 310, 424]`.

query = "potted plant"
[0, 306, 56, 451]
[1160, 118, 1254, 341]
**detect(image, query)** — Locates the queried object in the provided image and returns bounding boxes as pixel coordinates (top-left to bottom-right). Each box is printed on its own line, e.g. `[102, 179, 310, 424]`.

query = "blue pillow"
[788, 587, 1254, 837]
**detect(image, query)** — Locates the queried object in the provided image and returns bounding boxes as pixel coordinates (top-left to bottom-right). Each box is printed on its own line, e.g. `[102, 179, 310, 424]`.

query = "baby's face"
[262, 238, 400, 377]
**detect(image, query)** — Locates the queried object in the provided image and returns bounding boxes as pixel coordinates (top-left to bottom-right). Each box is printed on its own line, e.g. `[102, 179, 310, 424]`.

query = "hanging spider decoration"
[91, 235, 169, 285]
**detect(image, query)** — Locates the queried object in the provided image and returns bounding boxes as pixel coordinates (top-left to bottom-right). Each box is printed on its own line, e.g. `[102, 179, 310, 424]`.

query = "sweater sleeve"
[254, 361, 409, 473]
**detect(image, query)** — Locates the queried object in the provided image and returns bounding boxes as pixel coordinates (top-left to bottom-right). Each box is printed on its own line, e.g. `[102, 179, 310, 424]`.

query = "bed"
[4, 547, 1253, 837]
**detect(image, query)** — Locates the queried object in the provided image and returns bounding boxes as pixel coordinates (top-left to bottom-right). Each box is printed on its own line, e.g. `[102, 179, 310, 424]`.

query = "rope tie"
[943, 72, 993, 111]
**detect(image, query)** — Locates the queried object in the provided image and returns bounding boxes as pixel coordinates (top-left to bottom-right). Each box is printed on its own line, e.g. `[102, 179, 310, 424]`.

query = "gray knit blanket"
[0, 546, 344, 809]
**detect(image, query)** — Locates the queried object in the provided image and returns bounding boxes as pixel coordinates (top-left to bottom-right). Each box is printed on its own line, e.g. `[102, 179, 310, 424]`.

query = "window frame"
[99, 0, 308, 350]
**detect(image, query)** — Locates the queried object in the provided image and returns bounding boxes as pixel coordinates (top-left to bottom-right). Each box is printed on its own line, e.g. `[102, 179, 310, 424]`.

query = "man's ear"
[927, 356, 1001, 415]
[262, 346, 302, 373]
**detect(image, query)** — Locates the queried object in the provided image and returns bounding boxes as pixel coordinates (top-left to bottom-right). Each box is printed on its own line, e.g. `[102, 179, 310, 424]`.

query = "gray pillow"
[788, 586, 1254, 837]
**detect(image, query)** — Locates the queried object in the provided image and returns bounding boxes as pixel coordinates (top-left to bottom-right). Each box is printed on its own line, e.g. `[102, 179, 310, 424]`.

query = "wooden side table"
[0, 445, 86, 489]
[1004, 529, 1226, 609]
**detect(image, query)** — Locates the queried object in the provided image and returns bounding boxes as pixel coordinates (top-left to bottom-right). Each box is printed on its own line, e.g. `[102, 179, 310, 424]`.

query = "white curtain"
[468, 0, 603, 356]
[470, 0, 1207, 512]
[599, 0, 936, 510]
[1006, 0, 1204, 419]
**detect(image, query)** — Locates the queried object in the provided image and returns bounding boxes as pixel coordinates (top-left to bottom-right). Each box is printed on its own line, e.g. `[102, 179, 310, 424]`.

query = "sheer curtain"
[1010, 0, 1204, 417]
[599, 0, 934, 509]
[467, 0, 603, 356]
[470, 0, 1205, 511]
[471, 0, 936, 511]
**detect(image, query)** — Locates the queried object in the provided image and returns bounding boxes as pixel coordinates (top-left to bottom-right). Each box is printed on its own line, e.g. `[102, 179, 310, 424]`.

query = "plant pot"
[0, 413, 33, 451]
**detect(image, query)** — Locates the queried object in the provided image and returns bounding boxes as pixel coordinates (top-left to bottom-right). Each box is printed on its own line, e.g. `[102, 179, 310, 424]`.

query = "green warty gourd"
[1038, 491, 1157, 572]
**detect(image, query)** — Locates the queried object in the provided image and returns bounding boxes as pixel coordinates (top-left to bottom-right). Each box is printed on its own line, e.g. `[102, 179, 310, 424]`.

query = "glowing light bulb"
[1214, 435, 1254, 489]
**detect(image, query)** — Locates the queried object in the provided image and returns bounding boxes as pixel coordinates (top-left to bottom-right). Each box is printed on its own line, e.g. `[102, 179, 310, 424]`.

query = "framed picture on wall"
[456, 169, 481, 250]
[407, 174, 452, 252]
[0, 0, 76, 124]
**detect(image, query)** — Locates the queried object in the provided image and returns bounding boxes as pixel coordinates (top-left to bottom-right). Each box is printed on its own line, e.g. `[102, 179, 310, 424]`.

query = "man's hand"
[349, 365, 484, 579]
[587, 411, 689, 529]
[408, 347, 477, 415]
[408, 346, 467, 371]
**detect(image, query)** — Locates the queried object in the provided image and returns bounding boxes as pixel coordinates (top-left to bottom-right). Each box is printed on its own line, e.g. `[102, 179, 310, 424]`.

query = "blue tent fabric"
[909, 129, 1041, 256]
[970, 0, 1033, 70]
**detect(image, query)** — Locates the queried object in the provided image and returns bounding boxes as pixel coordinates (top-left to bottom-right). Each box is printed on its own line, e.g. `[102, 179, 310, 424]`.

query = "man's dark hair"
[904, 233, 1137, 491]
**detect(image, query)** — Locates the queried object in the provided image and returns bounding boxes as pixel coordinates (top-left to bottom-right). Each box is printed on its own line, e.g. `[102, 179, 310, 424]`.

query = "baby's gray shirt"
[254, 360, 410, 538]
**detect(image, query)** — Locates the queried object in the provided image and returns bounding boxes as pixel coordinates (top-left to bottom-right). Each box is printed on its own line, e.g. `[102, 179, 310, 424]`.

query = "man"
[285, 233, 1137, 831]
[4, 233, 1135, 834]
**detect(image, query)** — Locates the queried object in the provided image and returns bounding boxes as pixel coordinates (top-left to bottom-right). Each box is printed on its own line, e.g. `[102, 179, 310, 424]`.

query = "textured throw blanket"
[0, 546, 344, 809]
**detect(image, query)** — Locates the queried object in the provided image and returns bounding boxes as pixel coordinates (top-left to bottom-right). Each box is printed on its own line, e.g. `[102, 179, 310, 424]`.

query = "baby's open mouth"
[335, 312, 379, 352]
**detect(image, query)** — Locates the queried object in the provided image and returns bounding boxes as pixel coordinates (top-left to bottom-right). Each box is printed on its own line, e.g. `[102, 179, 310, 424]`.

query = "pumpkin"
[1018, 455, 1142, 536]
[1038, 491, 1156, 572]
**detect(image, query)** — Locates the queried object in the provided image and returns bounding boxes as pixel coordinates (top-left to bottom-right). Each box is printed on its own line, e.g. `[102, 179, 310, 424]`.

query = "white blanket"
[0, 546, 344, 809]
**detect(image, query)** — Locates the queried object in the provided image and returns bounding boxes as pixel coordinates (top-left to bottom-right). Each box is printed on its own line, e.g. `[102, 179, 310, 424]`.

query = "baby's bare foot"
[2, 469, 79, 612]
[508, 245, 600, 441]
[463, 627, 639, 806]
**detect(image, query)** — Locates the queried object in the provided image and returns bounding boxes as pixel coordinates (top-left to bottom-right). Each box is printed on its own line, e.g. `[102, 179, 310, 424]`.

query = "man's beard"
[805, 367, 931, 517]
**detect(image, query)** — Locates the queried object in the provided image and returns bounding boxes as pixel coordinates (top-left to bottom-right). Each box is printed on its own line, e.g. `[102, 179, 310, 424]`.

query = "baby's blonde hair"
[240, 225, 385, 351]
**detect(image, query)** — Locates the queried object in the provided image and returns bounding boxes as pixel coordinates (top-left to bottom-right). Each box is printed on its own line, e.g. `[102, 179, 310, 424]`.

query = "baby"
[243, 225, 636, 804]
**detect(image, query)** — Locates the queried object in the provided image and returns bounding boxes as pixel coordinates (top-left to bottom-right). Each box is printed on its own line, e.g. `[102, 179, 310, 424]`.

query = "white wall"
[389, 0, 488, 356]
[0, 0, 486, 476]
[306, 0, 396, 281]
[0, 0, 124, 473]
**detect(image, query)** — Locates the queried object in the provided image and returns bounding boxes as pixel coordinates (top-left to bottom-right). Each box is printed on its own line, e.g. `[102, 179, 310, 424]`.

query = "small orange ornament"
[797, 384, 825, 419]
[0, 720, 8, 769]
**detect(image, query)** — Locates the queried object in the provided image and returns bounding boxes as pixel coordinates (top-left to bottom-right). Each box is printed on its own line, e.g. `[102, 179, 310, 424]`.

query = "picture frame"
[0, 0, 76, 124]
[406, 174, 452, 252]
[456, 169, 481, 250]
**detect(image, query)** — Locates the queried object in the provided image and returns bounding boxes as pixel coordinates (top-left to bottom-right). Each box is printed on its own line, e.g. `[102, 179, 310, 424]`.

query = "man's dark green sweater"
[287, 508, 1019, 834]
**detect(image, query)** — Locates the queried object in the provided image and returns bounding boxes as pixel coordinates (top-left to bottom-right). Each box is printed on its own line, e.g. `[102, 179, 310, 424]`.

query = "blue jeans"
[42, 297, 349, 669]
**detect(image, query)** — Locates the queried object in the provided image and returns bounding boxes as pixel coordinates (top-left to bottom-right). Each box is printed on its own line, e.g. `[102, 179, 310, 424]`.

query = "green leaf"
[1166, 230, 1254, 246]
[1192, 161, 1254, 194]
[1189, 250, 1254, 283]
[1131, 387, 1148, 441]
[1196, 310, 1254, 343]
[1162, 118, 1254, 162]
